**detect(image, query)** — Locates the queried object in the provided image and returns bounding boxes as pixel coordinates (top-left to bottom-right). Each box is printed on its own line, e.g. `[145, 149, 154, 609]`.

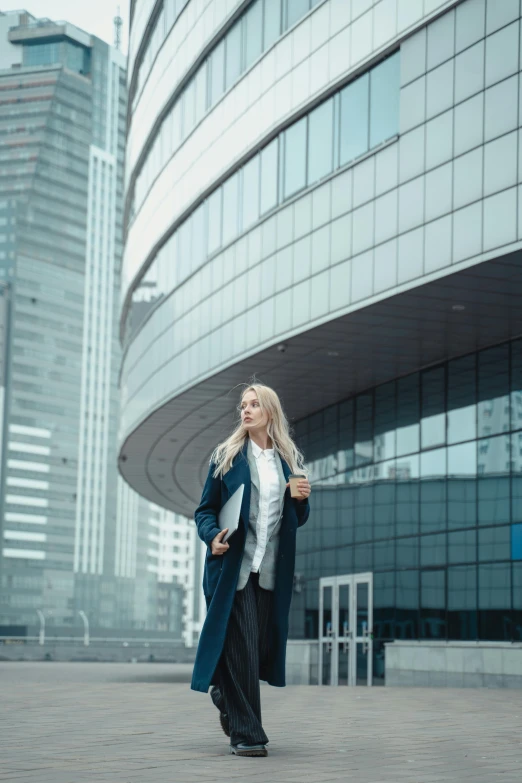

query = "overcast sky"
[2, 0, 130, 51]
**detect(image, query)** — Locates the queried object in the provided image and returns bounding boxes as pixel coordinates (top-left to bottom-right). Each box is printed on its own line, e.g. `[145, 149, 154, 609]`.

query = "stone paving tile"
[1, 662, 522, 783]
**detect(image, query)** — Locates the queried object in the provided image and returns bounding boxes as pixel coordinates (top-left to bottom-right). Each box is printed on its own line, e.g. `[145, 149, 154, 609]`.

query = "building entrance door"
[318, 573, 373, 686]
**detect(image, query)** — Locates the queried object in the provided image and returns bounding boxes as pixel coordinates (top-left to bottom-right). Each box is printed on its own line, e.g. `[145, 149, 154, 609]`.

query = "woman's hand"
[211, 528, 230, 555]
[285, 479, 312, 501]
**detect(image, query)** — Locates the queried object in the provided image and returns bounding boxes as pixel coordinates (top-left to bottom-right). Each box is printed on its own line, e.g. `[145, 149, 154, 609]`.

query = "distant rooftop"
[8, 16, 92, 49]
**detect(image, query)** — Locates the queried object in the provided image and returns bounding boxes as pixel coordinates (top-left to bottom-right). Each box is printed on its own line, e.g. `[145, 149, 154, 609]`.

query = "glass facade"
[23, 41, 91, 74]
[289, 340, 522, 649]
[124, 52, 400, 345]
[129, 0, 327, 223]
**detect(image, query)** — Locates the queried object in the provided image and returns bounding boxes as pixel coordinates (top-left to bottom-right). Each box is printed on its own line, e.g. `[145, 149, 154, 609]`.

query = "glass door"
[318, 573, 373, 686]
[318, 578, 335, 686]
[353, 575, 373, 686]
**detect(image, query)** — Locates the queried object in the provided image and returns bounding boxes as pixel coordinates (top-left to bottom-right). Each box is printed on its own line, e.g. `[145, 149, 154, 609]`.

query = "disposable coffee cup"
[288, 473, 306, 499]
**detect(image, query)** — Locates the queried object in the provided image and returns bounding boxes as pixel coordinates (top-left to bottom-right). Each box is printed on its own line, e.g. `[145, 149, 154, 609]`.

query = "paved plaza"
[0, 662, 521, 783]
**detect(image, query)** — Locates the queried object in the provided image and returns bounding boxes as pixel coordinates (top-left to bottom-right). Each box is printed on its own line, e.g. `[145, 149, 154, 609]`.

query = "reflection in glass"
[260, 138, 279, 214]
[283, 117, 307, 200]
[373, 459, 395, 539]
[355, 393, 373, 466]
[369, 52, 400, 148]
[478, 434, 510, 525]
[307, 99, 334, 185]
[374, 382, 396, 461]
[242, 155, 260, 230]
[420, 532, 446, 566]
[447, 441, 477, 529]
[511, 340, 522, 432]
[421, 367, 446, 450]
[396, 536, 418, 568]
[478, 344, 510, 438]
[447, 354, 476, 444]
[397, 375, 420, 456]
[420, 448, 446, 532]
[339, 73, 369, 165]
[338, 400, 354, 472]
[448, 529, 476, 563]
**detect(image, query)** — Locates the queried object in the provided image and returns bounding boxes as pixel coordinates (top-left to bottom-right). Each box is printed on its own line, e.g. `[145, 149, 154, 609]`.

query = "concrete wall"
[0, 640, 196, 664]
[385, 641, 522, 688]
[286, 640, 318, 685]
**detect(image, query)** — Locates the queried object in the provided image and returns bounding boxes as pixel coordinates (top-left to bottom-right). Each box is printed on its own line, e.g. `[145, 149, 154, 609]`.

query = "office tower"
[0, 11, 126, 628]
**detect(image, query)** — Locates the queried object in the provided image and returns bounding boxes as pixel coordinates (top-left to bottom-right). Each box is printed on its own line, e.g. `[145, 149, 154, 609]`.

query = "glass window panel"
[447, 442, 477, 529]
[396, 536, 418, 568]
[374, 382, 396, 462]
[307, 98, 334, 185]
[478, 344, 510, 438]
[447, 565, 477, 640]
[337, 487, 354, 547]
[512, 431, 522, 521]
[182, 82, 195, 138]
[421, 367, 446, 450]
[191, 203, 207, 270]
[222, 172, 239, 246]
[244, 0, 263, 69]
[338, 400, 354, 472]
[396, 570, 418, 638]
[194, 66, 207, 123]
[373, 539, 395, 569]
[478, 525, 511, 561]
[420, 532, 446, 567]
[447, 354, 476, 444]
[283, 117, 307, 200]
[373, 460, 396, 539]
[511, 339, 522, 431]
[209, 39, 225, 107]
[477, 434, 510, 524]
[420, 447, 446, 532]
[479, 563, 510, 609]
[260, 138, 279, 214]
[355, 393, 373, 466]
[339, 73, 369, 165]
[448, 529, 476, 564]
[225, 21, 242, 91]
[514, 523, 522, 560]
[397, 374, 420, 457]
[285, 0, 310, 30]
[354, 481, 373, 541]
[264, 0, 282, 49]
[242, 155, 260, 230]
[369, 52, 400, 148]
[420, 569, 446, 639]
[396, 455, 419, 536]
[207, 188, 222, 255]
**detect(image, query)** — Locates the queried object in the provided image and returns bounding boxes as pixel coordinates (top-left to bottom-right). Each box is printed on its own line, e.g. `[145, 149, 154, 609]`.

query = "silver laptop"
[218, 484, 244, 542]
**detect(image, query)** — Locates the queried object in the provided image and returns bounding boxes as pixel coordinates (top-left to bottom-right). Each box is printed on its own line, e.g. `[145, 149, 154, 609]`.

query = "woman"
[191, 382, 311, 758]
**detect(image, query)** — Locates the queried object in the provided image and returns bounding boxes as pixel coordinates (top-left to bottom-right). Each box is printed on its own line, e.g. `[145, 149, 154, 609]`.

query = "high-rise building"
[0, 11, 127, 628]
[120, 0, 522, 684]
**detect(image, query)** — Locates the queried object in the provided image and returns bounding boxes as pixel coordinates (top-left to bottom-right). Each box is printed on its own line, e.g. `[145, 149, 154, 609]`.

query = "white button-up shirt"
[250, 439, 281, 573]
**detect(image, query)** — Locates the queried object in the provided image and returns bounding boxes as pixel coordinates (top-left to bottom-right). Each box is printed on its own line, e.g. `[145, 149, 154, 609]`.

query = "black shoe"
[220, 711, 230, 738]
[230, 743, 268, 757]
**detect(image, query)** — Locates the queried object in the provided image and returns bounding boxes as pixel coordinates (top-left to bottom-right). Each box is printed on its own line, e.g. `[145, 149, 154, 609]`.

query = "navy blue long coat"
[191, 440, 310, 693]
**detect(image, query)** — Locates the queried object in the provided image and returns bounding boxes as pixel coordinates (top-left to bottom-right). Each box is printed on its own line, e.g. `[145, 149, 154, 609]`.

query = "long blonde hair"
[211, 382, 307, 479]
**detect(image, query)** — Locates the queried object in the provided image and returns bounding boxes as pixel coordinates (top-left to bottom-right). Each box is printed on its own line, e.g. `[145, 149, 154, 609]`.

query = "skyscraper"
[0, 11, 126, 628]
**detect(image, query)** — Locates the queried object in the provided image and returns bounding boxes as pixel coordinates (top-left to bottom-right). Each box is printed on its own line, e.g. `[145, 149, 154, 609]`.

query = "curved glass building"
[121, 0, 522, 684]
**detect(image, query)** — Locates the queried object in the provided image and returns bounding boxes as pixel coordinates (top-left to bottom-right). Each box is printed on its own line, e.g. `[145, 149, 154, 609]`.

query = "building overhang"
[8, 21, 92, 49]
[118, 250, 522, 518]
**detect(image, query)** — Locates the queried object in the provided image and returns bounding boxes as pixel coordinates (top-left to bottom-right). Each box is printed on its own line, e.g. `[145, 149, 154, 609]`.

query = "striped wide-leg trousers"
[211, 572, 273, 746]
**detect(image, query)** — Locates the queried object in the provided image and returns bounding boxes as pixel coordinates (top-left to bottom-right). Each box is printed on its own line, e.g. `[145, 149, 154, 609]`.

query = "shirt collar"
[250, 439, 274, 460]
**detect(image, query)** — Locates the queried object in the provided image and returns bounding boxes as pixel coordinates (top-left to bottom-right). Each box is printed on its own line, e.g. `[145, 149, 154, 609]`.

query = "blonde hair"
[211, 382, 307, 479]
